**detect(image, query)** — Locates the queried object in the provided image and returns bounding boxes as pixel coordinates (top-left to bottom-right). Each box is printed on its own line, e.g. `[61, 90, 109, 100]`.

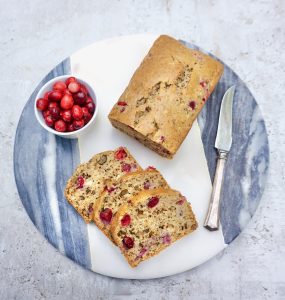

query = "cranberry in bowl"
[34, 75, 98, 139]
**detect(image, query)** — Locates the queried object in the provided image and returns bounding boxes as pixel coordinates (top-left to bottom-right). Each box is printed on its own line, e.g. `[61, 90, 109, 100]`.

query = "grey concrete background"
[1, 0, 284, 299]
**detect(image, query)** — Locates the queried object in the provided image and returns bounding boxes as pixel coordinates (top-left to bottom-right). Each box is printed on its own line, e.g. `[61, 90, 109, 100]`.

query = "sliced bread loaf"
[93, 169, 169, 241]
[110, 189, 198, 267]
[64, 147, 142, 223]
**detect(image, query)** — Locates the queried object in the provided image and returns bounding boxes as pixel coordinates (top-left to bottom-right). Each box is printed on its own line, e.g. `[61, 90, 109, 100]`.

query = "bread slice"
[110, 189, 198, 267]
[64, 147, 142, 223]
[93, 169, 169, 241]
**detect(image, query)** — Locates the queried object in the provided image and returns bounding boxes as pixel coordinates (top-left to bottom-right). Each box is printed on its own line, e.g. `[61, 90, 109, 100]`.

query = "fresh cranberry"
[54, 120, 67, 132]
[189, 101, 196, 110]
[48, 90, 63, 102]
[200, 81, 207, 88]
[117, 101, 127, 106]
[53, 81, 67, 92]
[45, 115, 54, 127]
[72, 105, 83, 120]
[121, 163, 131, 172]
[62, 110, 73, 122]
[68, 81, 81, 93]
[99, 208, 113, 224]
[76, 176, 84, 188]
[60, 93, 74, 110]
[36, 98, 49, 111]
[74, 91, 87, 106]
[143, 181, 151, 190]
[82, 107, 92, 123]
[80, 84, 88, 95]
[147, 196, 159, 208]
[42, 110, 50, 118]
[49, 107, 60, 120]
[48, 102, 59, 109]
[86, 96, 93, 104]
[121, 214, 131, 226]
[86, 102, 95, 114]
[115, 147, 127, 160]
[65, 76, 76, 86]
[202, 97, 206, 102]
[73, 119, 84, 130]
[44, 91, 51, 100]
[136, 247, 148, 259]
[146, 166, 156, 171]
[122, 236, 134, 249]
[67, 123, 75, 132]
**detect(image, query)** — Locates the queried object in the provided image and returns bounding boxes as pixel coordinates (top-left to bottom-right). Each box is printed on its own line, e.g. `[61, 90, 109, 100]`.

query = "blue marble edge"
[13, 59, 91, 269]
[181, 40, 270, 244]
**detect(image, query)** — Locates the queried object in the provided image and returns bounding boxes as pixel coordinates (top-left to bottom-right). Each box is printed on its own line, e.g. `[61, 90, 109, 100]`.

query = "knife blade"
[204, 85, 235, 231]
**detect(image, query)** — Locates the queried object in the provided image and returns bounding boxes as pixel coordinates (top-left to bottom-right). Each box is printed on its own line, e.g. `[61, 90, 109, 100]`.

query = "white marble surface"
[0, 0, 284, 299]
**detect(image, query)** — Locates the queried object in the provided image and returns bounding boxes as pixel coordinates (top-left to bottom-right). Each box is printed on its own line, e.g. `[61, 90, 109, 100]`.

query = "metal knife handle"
[204, 149, 228, 231]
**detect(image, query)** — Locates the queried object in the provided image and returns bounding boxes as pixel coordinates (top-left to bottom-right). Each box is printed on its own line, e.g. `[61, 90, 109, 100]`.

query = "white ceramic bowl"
[34, 75, 98, 139]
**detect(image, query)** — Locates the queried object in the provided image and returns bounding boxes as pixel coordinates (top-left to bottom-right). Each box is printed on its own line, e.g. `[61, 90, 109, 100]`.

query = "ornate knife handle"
[204, 149, 228, 231]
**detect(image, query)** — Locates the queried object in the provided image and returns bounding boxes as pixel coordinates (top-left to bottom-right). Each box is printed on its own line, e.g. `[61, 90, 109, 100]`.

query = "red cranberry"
[176, 197, 185, 205]
[67, 123, 75, 132]
[76, 176, 84, 188]
[99, 208, 113, 224]
[36, 98, 49, 111]
[162, 233, 171, 244]
[60, 93, 74, 110]
[80, 84, 88, 95]
[147, 196, 159, 208]
[72, 105, 83, 120]
[146, 166, 156, 171]
[45, 115, 54, 127]
[200, 81, 207, 88]
[122, 163, 131, 172]
[115, 147, 127, 160]
[65, 76, 76, 86]
[86, 96, 93, 104]
[122, 236, 134, 249]
[160, 136, 165, 143]
[121, 214, 131, 226]
[54, 120, 67, 132]
[74, 91, 87, 106]
[42, 110, 50, 118]
[44, 91, 51, 100]
[86, 102, 95, 114]
[104, 186, 116, 194]
[53, 81, 67, 92]
[82, 107, 92, 123]
[48, 102, 59, 109]
[117, 101, 127, 106]
[49, 107, 60, 120]
[189, 101, 196, 110]
[48, 90, 63, 102]
[62, 110, 73, 122]
[88, 204, 94, 214]
[73, 119, 84, 130]
[68, 81, 81, 93]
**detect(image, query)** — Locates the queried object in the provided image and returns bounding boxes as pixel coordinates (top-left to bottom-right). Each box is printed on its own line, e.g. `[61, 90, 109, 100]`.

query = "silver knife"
[204, 86, 235, 231]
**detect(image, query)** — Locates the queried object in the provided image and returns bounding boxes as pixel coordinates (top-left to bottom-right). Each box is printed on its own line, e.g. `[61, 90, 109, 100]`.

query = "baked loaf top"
[110, 189, 198, 267]
[108, 35, 224, 158]
[93, 168, 169, 241]
[64, 147, 142, 223]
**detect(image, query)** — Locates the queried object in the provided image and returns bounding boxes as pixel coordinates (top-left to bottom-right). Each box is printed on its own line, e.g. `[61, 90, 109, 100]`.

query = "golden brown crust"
[108, 35, 224, 158]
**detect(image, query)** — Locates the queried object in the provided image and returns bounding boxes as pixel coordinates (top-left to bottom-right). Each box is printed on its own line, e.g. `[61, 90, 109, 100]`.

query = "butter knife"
[204, 86, 235, 231]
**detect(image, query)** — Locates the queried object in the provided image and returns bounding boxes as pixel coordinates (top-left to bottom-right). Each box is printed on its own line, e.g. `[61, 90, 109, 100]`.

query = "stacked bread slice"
[65, 147, 198, 267]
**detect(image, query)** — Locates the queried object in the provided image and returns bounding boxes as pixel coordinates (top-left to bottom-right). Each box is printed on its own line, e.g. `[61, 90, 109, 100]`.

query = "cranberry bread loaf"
[93, 169, 169, 241]
[108, 35, 224, 158]
[110, 189, 198, 267]
[64, 147, 142, 223]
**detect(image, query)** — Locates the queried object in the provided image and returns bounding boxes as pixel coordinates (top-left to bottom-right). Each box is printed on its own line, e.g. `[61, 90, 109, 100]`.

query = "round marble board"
[14, 34, 269, 279]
